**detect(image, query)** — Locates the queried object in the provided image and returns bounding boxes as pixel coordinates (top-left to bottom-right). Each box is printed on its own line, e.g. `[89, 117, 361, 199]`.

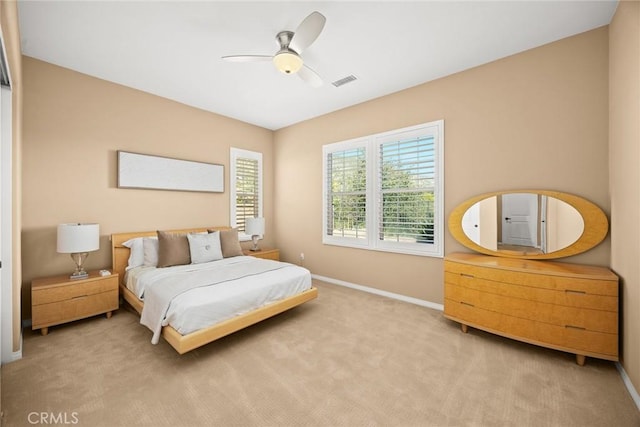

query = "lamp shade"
[57, 223, 100, 253]
[273, 51, 303, 74]
[245, 217, 265, 236]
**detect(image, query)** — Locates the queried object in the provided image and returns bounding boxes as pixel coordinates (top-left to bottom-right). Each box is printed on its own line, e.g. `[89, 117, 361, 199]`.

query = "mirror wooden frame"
[448, 190, 608, 259]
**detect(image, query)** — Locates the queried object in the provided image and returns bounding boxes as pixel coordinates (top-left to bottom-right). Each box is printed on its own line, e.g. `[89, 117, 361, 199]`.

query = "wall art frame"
[117, 151, 224, 193]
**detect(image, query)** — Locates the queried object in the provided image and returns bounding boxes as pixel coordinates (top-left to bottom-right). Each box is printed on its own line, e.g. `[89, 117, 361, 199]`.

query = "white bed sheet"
[125, 256, 312, 337]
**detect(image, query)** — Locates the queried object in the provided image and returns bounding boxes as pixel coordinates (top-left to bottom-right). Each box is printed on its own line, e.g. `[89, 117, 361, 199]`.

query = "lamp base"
[69, 252, 90, 280]
[69, 271, 89, 280]
[250, 235, 261, 251]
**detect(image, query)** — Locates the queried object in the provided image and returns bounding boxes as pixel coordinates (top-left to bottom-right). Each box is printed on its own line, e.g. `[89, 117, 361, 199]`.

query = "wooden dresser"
[444, 252, 618, 365]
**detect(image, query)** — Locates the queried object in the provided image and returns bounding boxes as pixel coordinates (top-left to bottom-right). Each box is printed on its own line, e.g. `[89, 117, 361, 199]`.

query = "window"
[322, 120, 444, 257]
[325, 143, 368, 241]
[230, 148, 262, 240]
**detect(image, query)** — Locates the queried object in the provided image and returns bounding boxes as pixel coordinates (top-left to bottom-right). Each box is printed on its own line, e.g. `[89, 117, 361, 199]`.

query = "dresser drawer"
[445, 260, 618, 296]
[444, 271, 618, 311]
[444, 298, 618, 358]
[32, 275, 118, 305]
[445, 282, 617, 333]
[32, 289, 118, 328]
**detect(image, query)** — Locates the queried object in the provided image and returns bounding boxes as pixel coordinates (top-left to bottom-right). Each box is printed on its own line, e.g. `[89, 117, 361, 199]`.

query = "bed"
[111, 226, 318, 354]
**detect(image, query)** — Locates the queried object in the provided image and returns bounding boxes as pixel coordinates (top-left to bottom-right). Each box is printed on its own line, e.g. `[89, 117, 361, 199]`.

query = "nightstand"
[31, 270, 119, 335]
[243, 248, 280, 261]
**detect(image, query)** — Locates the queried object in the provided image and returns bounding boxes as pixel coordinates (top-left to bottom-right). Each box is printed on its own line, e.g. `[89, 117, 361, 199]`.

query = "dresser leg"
[106, 311, 112, 319]
[40, 327, 48, 336]
[576, 354, 586, 366]
[461, 324, 468, 333]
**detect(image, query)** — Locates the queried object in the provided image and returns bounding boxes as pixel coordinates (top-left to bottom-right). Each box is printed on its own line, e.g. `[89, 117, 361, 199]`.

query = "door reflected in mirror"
[461, 194, 584, 256]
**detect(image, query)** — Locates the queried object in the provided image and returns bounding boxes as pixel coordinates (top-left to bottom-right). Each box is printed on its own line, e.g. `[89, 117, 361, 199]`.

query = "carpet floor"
[2, 280, 639, 427]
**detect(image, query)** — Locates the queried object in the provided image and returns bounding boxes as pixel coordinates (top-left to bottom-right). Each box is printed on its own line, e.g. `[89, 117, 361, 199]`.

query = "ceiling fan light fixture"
[273, 51, 303, 74]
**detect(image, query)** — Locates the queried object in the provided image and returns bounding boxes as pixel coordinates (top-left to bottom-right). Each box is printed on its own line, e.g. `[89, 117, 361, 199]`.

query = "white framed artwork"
[117, 151, 224, 193]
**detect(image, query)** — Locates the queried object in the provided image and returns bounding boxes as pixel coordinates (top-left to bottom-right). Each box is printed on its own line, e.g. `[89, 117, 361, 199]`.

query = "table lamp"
[57, 223, 100, 279]
[245, 217, 265, 251]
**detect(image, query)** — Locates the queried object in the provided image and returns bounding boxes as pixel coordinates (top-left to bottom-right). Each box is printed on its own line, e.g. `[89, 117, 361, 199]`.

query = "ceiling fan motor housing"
[273, 31, 303, 74]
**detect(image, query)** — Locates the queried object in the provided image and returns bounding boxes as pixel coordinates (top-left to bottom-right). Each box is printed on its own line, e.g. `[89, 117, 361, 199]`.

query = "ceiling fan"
[222, 11, 326, 88]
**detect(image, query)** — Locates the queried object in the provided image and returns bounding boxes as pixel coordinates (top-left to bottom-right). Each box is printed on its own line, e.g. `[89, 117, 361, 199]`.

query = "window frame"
[322, 137, 371, 249]
[322, 120, 444, 257]
[230, 147, 263, 241]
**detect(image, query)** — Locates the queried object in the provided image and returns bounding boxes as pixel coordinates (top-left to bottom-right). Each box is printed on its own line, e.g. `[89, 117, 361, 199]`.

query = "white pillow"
[143, 237, 159, 267]
[187, 231, 223, 264]
[122, 238, 144, 270]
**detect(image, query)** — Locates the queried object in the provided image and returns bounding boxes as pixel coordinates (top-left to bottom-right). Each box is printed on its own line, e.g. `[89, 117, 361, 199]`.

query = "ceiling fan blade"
[298, 64, 323, 88]
[221, 55, 272, 63]
[289, 11, 326, 54]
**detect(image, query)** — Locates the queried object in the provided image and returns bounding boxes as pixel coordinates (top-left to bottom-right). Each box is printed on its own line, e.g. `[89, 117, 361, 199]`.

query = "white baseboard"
[4, 328, 22, 363]
[616, 362, 640, 411]
[311, 274, 444, 311]
[6, 349, 21, 363]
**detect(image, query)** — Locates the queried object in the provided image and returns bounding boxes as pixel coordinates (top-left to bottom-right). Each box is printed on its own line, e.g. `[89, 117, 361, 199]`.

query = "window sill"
[322, 240, 443, 258]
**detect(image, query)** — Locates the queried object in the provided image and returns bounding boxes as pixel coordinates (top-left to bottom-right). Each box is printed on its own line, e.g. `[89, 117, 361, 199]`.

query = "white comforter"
[126, 256, 312, 343]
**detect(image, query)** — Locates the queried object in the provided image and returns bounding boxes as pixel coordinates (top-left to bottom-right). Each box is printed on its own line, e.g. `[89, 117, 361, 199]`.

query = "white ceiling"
[17, 1, 618, 130]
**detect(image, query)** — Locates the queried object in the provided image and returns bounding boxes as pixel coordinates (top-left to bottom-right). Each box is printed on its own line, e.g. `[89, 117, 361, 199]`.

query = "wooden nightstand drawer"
[32, 275, 118, 305]
[32, 289, 118, 328]
[31, 271, 119, 335]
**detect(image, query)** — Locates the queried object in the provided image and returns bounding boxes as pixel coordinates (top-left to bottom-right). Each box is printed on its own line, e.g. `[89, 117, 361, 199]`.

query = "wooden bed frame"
[111, 227, 318, 354]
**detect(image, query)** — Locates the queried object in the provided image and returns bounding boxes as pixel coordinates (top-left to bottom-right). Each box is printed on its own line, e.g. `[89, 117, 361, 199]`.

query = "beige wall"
[21, 57, 274, 316]
[274, 27, 610, 304]
[610, 0, 640, 396]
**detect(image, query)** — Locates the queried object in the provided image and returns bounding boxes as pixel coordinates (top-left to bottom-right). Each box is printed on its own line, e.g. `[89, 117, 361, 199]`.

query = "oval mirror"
[449, 190, 608, 259]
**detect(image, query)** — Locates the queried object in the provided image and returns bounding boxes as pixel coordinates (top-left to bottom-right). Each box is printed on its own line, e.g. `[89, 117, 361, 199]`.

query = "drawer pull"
[460, 301, 475, 307]
[565, 325, 586, 331]
[460, 273, 475, 279]
[565, 289, 587, 295]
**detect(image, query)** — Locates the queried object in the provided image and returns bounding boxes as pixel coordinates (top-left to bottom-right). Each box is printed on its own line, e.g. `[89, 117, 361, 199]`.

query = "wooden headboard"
[111, 226, 231, 282]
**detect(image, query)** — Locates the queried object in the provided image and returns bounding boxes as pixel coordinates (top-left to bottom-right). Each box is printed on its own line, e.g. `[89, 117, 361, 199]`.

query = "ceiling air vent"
[332, 75, 357, 88]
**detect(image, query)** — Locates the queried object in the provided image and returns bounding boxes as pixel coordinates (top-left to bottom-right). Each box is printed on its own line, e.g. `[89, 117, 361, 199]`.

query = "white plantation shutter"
[378, 134, 435, 245]
[325, 146, 368, 241]
[230, 148, 262, 236]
